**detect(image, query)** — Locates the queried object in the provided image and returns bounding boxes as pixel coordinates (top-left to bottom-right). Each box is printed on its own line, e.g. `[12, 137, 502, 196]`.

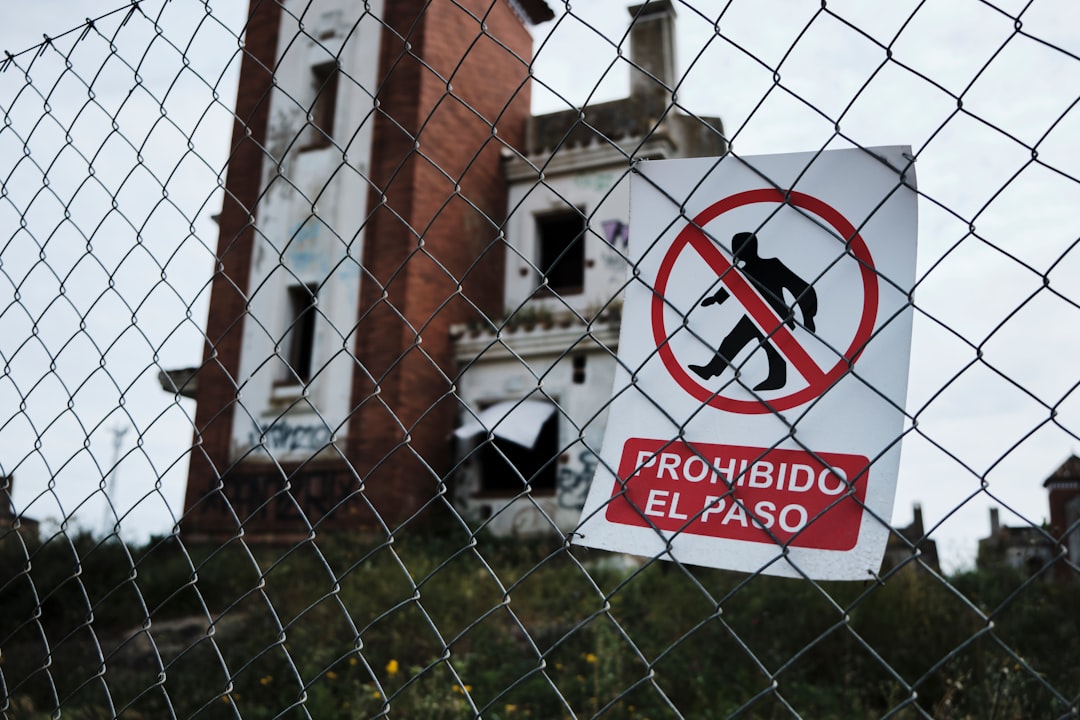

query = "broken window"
[572, 354, 586, 384]
[479, 410, 558, 494]
[306, 62, 339, 148]
[536, 208, 586, 295]
[454, 399, 560, 495]
[282, 284, 317, 384]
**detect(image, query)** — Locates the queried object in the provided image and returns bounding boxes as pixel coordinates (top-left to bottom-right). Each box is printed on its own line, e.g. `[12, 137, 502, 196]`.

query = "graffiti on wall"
[283, 217, 361, 282]
[246, 419, 329, 456]
[600, 219, 629, 271]
[557, 448, 598, 510]
[284, 217, 326, 275]
[573, 171, 618, 193]
[601, 219, 629, 250]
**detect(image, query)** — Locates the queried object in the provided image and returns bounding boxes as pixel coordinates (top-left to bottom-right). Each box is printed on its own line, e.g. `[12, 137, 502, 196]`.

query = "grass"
[0, 526, 1077, 719]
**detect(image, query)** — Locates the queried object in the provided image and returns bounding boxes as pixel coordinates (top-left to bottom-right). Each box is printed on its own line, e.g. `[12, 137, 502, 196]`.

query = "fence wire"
[1, 0, 1079, 718]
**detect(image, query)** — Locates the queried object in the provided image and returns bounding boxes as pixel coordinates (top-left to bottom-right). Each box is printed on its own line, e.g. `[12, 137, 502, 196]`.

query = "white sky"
[2, 0, 1079, 572]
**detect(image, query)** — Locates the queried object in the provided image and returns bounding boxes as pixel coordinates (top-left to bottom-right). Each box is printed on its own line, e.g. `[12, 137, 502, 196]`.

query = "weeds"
[0, 529, 1076, 718]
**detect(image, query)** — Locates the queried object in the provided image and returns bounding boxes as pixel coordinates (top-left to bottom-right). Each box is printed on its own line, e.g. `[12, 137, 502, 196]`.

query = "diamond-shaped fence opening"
[0, 0, 1078, 718]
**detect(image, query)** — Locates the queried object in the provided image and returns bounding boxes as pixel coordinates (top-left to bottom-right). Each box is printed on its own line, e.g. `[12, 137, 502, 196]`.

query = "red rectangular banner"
[604, 438, 871, 551]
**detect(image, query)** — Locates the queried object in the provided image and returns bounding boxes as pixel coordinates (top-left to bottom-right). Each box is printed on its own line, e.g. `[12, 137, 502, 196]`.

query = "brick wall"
[349, 0, 534, 530]
[183, 0, 283, 537]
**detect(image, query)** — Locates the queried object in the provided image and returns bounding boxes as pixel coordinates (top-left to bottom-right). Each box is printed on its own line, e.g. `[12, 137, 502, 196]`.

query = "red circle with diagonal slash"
[652, 188, 878, 414]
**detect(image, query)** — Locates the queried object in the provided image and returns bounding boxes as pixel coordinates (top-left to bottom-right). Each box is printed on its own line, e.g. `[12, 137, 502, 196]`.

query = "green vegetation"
[0, 528, 1076, 719]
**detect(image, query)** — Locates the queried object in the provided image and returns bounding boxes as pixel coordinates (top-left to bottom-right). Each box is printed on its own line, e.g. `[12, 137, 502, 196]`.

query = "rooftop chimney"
[0, 475, 12, 518]
[627, 1, 676, 100]
[989, 507, 1001, 535]
[911, 503, 924, 535]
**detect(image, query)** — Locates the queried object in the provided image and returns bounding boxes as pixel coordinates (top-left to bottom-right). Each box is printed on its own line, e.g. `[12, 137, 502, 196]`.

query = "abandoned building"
[976, 456, 1080, 578]
[977, 507, 1057, 575]
[169, 0, 726, 542]
[881, 503, 940, 572]
[0, 475, 38, 542]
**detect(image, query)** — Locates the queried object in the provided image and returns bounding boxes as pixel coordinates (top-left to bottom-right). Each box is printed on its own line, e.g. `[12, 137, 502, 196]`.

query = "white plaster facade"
[230, 0, 383, 464]
[453, 320, 621, 536]
[501, 148, 635, 319]
[450, 1, 726, 537]
[452, 145, 651, 536]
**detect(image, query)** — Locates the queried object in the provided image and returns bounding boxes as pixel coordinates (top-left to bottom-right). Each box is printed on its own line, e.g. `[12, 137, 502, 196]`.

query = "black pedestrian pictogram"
[688, 231, 818, 392]
[653, 188, 879, 414]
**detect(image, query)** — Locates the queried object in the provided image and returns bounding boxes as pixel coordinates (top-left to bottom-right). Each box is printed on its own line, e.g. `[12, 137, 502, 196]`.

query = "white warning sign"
[575, 147, 918, 580]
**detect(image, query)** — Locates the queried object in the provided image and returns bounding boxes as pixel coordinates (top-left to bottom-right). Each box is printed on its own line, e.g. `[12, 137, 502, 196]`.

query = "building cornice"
[502, 134, 677, 183]
[452, 320, 620, 363]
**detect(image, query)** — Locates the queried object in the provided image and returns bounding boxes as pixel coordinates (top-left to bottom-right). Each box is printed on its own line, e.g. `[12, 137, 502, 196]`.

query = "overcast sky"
[2, 0, 1079, 572]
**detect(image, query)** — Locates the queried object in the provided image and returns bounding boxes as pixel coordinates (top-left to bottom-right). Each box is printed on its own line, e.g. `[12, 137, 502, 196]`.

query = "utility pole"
[100, 425, 129, 538]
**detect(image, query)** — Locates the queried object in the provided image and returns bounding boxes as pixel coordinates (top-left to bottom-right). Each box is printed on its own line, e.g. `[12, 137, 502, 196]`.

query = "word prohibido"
[634, 450, 851, 496]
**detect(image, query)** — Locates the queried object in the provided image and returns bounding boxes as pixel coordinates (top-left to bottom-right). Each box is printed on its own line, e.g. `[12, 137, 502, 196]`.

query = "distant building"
[1044, 455, 1080, 578]
[882, 504, 939, 572]
[977, 506, 1057, 576]
[974, 456, 1080, 578]
[0, 475, 39, 543]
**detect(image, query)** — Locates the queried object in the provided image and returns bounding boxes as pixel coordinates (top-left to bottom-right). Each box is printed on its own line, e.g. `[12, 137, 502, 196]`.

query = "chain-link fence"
[1, 0, 1079, 717]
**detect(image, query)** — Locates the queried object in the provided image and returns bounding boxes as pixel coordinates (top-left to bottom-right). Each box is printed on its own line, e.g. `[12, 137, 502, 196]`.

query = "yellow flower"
[585, 653, 598, 664]
[386, 658, 399, 676]
[372, 690, 382, 700]
[505, 703, 518, 713]
[326, 671, 338, 681]
[259, 675, 272, 686]
[349, 657, 358, 667]
[452, 684, 473, 694]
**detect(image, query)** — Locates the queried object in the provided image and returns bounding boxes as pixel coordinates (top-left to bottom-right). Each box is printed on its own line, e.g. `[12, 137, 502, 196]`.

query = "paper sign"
[575, 147, 918, 580]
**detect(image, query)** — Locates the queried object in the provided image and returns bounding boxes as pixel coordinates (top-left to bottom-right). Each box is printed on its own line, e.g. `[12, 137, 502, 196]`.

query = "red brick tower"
[1044, 455, 1080, 576]
[183, 0, 551, 541]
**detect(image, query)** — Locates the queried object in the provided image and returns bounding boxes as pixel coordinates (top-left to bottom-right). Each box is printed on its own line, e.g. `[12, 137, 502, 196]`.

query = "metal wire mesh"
[1, 0, 1079, 718]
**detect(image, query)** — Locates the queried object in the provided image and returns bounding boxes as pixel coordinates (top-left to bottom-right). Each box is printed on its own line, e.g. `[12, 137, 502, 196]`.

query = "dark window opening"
[306, 62, 339, 148]
[537, 209, 586, 295]
[479, 411, 558, 494]
[283, 284, 317, 383]
[572, 354, 586, 384]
